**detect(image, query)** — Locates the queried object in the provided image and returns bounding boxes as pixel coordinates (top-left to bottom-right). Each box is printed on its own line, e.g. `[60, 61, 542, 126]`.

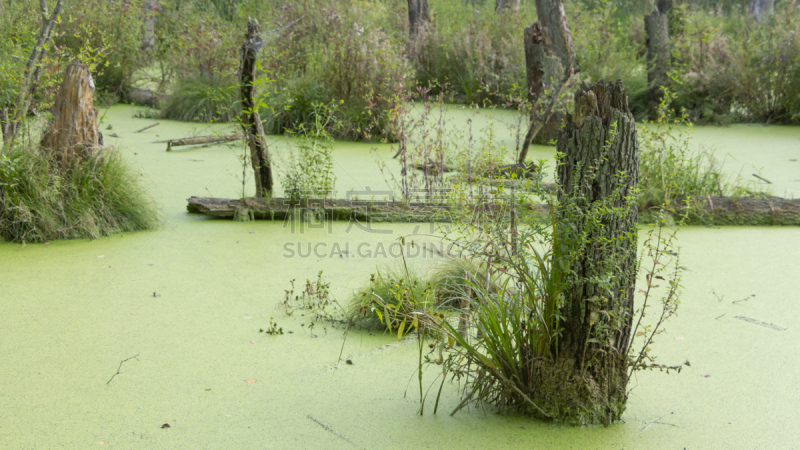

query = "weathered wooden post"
[239, 21, 273, 197]
[554, 79, 639, 423]
[40, 60, 103, 164]
[645, 0, 671, 119]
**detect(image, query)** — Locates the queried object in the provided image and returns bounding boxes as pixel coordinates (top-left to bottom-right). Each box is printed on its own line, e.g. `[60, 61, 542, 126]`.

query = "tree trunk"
[534, 0, 577, 73]
[495, 0, 520, 13]
[554, 80, 639, 423]
[645, 2, 671, 120]
[40, 60, 103, 164]
[408, 0, 429, 37]
[239, 21, 273, 197]
[748, 0, 774, 22]
[141, 0, 158, 52]
[2, 0, 63, 152]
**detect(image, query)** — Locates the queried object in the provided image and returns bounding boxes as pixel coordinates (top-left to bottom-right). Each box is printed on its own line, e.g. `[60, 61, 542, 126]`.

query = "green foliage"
[0, 144, 159, 243]
[160, 73, 240, 122]
[638, 92, 767, 207]
[258, 0, 409, 141]
[409, 2, 533, 105]
[281, 102, 338, 201]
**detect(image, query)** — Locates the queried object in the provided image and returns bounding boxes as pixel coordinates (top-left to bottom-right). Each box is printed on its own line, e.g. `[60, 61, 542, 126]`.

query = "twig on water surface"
[306, 414, 355, 446]
[732, 294, 755, 304]
[715, 313, 726, 320]
[641, 412, 680, 432]
[752, 174, 772, 184]
[106, 353, 140, 385]
[134, 122, 160, 133]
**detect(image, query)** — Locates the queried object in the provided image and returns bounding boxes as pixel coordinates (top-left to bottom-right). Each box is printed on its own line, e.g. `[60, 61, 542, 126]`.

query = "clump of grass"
[347, 257, 494, 334]
[347, 267, 436, 333]
[160, 73, 239, 123]
[0, 145, 158, 243]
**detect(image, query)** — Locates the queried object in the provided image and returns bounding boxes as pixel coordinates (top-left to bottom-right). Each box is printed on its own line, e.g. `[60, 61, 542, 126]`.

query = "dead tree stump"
[645, 0, 671, 119]
[40, 60, 102, 163]
[239, 21, 273, 197]
[554, 79, 639, 423]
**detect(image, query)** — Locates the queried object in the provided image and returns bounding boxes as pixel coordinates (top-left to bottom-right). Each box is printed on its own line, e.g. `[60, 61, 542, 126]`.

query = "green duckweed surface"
[1, 105, 799, 447]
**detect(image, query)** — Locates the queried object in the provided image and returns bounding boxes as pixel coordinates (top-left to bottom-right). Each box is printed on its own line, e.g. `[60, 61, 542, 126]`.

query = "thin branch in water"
[106, 353, 140, 385]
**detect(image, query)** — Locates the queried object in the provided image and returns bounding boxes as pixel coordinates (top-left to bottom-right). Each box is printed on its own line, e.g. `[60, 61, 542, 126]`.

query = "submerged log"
[41, 60, 102, 163]
[165, 134, 242, 151]
[186, 197, 461, 222]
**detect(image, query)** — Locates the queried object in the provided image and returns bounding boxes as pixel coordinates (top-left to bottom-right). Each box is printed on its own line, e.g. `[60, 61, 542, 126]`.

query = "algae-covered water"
[1, 105, 799, 448]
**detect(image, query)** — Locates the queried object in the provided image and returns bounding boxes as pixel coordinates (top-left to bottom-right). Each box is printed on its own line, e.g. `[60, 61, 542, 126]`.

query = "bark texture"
[239, 21, 273, 197]
[524, 23, 563, 104]
[748, 0, 774, 22]
[554, 79, 639, 423]
[41, 60, 102, 163]
[408, 0, 429, 37]
[645, 2, 671, 119]
[533, 0, 577, 72]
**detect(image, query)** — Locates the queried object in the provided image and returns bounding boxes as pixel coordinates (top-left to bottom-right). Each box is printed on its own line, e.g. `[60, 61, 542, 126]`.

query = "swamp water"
[1, 105, 799, 447]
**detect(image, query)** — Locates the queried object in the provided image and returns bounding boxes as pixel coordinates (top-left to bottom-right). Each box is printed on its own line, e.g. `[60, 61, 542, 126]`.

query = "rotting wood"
[166, 134, 241, 151]
[239, 21, 273, 197]
[40, 60, 102, 164]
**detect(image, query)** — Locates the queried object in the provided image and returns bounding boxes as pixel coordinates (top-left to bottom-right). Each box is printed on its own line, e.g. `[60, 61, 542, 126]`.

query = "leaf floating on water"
[701, 375, 711, 378]
[101, 266, 110, 269]
[97, 255, 104, 258]
[161, 423, 170, 429]
[244, 379, 257, 384]
[205, 388, 211, 391]
[249, 340, 256, 344]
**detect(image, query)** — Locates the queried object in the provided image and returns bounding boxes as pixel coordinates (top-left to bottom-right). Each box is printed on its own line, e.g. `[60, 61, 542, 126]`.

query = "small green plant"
[280, 271, 346, 327]
[281, 102, 337, 201]
[259, 317, 284, 335]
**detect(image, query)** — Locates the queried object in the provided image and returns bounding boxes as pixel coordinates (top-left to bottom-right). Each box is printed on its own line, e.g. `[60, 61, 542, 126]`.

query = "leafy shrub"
[281, 102, 337, 201]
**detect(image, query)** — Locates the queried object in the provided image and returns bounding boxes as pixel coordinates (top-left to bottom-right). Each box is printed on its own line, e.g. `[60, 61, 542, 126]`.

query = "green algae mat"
[1, 105, 799, 447]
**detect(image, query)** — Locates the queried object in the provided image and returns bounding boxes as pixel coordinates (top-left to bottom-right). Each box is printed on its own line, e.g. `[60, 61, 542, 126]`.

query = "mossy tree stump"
[40, 60, 102, 164]
[552, 80, 639, 424]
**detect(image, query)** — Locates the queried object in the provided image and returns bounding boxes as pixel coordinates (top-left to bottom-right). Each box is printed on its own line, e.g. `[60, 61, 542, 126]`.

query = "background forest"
[1, 0, 798, 143]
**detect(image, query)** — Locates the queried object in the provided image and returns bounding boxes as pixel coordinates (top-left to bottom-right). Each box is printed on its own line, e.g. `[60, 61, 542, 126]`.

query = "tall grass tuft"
[160, 73, 240, 123]
[0, 145, 159, 243]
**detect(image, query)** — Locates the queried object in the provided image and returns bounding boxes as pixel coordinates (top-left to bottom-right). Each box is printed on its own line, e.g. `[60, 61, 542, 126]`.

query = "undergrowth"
[0, 144, 158, 243]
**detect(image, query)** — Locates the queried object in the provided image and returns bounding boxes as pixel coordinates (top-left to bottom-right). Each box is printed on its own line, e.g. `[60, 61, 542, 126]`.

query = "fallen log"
[187, 195, 800, 226]
[186, 196, 468, 222]
[646, 195, 800, 226]
[166, 134, 242, 151]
